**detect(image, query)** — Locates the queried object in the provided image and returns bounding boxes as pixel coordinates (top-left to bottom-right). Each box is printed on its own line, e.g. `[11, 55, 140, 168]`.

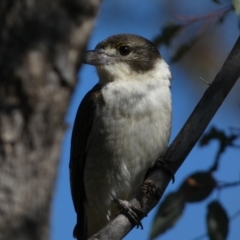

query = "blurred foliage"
[179, 172, 216, 203]
[149, 127, 240, 240]
[212, 0, 221, 4]
[149, 1, 240, 239]
[149, 192, 185, 240]
[232, 0, 240, 15]
[207, 201, 229, 240]
[153, 1, 239, 62]
[148, 1, 240, 240]
[200, 127, 239, 172]
[153, 23, 183, 47]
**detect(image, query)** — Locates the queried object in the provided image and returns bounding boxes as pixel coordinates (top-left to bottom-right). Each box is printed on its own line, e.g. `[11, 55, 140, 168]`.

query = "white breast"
[84, 59, 172, 234]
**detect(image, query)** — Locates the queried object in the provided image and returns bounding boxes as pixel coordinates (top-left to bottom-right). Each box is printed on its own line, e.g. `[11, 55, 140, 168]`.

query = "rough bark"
[88, 36, 240, 240]
[0, 1, 100, 240]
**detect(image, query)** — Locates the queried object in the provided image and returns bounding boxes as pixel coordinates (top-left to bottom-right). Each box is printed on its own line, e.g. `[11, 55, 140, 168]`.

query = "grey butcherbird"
[70, 34, 172, 239]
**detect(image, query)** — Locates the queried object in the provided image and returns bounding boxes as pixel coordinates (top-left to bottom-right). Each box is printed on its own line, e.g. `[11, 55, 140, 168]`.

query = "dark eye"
[119, 46, 131, 56]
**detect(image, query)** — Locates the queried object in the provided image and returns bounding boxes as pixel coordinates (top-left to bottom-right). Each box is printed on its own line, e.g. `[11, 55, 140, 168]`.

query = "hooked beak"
[83, 49, 115, 66]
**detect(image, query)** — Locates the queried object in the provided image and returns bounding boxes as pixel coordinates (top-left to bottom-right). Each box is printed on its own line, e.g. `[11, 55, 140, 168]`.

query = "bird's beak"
[83, 49, 115, 66]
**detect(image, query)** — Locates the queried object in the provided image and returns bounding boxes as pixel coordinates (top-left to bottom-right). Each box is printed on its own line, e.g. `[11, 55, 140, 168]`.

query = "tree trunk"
[0, 1, 100, 239]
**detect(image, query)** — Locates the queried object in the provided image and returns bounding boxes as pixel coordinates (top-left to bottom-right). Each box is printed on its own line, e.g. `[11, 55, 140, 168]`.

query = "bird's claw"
[155, 158, 176, 183]
[145, 157, 176, 183]
[113, 198, 147, 229]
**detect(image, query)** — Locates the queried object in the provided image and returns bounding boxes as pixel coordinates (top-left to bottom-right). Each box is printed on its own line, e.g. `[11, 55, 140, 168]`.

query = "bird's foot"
[113, 198, 147, 229]
[146, 157, 176, 183]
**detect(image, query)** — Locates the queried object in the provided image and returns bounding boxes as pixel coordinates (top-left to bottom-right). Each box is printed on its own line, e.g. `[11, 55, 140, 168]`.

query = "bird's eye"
[119, 46, 131, 56]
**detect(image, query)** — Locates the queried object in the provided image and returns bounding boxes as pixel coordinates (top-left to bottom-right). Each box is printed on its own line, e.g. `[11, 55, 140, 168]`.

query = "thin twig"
[175, 5, 233, 25]
[200, 77, 211, 85]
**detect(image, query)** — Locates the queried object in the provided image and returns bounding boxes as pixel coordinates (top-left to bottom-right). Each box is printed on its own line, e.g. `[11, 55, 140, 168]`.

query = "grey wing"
[69, 84, 102, 239]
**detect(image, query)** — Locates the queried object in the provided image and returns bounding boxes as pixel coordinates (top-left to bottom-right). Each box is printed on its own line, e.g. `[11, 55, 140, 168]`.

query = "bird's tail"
[73, 214, 88, 240]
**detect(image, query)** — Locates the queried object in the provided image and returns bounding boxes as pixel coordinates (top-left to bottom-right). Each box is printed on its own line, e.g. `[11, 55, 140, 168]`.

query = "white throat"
[96, 58, 171, 86]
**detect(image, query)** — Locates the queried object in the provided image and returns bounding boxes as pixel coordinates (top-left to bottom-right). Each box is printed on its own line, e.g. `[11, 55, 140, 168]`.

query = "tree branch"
[89, 36, 240, 240]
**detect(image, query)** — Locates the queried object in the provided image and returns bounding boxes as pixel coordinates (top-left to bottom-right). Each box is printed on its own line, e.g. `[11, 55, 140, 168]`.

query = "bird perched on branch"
[69, 34, 172, 239]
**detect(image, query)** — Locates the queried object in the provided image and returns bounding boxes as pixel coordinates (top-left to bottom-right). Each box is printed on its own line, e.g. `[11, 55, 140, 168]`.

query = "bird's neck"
[96, 59, 171, 86]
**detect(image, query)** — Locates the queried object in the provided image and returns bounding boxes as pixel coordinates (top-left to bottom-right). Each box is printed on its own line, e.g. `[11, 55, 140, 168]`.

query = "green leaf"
[149, 192, 185, 240]
[233, 0, 240, 15]
[153, 22, 183, 47]
[207, 201, 229, 240]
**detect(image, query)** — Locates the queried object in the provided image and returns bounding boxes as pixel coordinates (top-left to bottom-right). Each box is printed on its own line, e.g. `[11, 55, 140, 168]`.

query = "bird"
[69, 33, 172, 240]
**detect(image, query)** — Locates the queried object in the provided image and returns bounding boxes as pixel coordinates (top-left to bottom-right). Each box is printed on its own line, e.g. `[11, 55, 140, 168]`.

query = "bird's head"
[83, 34, 171, 84]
